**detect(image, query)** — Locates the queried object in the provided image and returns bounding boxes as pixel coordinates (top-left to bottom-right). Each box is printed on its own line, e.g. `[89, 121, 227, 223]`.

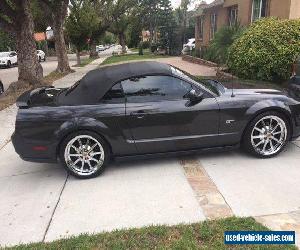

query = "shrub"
[138, 42, 144, 55]
[227, 18, 300, 82]
[142, 41, 150, 49]
[150, 43, 158, 53]
[203, 24, 244, 64]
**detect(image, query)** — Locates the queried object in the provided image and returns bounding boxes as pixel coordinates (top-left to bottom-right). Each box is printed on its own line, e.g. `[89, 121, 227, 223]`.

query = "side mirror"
[187, 89, 204, 103]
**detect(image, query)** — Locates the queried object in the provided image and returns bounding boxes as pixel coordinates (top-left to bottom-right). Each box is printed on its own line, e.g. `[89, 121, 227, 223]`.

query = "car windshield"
[170, 66, 226, 96]
[0, 52, 10, 58]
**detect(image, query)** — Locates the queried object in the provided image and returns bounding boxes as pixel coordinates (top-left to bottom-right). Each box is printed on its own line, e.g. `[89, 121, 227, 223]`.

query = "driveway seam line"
[0, 167, 61, 179]
[42, 174, 69, 242]
[292, 142, 300, 149]
[254, 209, 300, 218]
[0, 139, 11, 151]
[180, 158, 234, 220]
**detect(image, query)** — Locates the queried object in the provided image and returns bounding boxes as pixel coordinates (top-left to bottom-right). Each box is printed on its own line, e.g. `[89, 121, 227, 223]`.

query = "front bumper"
[11, 132, 58, 163]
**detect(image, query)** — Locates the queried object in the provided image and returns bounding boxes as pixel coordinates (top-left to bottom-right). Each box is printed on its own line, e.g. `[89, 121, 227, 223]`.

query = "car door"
[121, 75, 220, 154]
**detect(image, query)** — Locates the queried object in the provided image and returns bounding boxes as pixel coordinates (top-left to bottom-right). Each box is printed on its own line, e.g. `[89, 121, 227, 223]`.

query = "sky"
[171, 0, 214, 9]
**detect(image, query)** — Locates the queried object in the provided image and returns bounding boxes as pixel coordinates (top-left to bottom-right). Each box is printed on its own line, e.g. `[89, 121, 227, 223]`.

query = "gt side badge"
[226, 120, 235, 124]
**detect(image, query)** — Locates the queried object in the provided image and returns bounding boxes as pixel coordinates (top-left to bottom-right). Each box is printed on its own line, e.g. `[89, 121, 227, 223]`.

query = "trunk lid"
[16, 86, 64, 108]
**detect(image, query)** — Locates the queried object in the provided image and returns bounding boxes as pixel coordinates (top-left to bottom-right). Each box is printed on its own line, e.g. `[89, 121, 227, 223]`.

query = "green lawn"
[101, 51, 170, 65]
[4, 217, 296, 250]
[75, 57, 96, 67]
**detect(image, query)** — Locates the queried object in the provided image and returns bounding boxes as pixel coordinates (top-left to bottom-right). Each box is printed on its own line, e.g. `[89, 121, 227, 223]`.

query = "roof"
[202, 0, 224, 9]
[194, 0, 224, 16]
[34, 32, 46, 42]
[60, 61, 172, 105]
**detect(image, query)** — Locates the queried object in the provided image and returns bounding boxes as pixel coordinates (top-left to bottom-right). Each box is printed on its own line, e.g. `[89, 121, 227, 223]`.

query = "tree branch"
[0, 15, 14, 33]
[0, 0, 16, 20]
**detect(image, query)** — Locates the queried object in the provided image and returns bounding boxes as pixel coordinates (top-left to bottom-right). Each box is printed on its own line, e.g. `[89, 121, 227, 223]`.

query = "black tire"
[59, 130, 110, 179]
[242, 111, 290, 158]
[7, 61, 11, 68]
[43, 56, 46, 62]
[38, 56, 41, 62]
[0, 83, 4, 95]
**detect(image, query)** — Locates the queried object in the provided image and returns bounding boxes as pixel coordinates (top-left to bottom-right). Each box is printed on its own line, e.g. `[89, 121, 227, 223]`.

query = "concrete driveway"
[0, 56, 300, 248]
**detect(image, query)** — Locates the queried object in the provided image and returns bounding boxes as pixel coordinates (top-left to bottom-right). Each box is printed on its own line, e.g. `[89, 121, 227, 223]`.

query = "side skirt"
[113, 144, 240, 162]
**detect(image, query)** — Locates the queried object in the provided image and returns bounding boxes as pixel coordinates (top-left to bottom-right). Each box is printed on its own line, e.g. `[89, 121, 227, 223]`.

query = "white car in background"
[96, 45, 105, 52]
[37, 50, 46, 62]
[183, 38, 195, 50]
[0, 51, 17, 68]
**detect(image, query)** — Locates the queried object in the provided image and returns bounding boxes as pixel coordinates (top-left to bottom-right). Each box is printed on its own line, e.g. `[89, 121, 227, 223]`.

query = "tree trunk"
[119, 33, 126, 54]
[89, 41, 99, 58]
[76, 49, 81, 66]
[53, 20, 71, 73]
[15, 0, 43, 88]
[52, 0, 71, 73]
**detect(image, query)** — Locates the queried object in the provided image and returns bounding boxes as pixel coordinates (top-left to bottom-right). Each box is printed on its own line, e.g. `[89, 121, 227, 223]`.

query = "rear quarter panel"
[15, 104, 136, 160]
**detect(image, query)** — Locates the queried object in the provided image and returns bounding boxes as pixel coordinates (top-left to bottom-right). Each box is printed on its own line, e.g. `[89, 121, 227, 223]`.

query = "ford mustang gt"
[12, 62, 300, 178]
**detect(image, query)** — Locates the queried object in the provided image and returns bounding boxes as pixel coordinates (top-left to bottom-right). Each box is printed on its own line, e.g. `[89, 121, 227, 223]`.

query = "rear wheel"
[242, 112, 290, 158]
[0, 83, 4, 95]
[60, 131, 110, 179]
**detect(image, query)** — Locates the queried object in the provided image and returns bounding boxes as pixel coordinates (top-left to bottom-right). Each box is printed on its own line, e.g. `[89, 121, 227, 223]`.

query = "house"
[194, 0, 300, 52]
[34, 32, 46, 42]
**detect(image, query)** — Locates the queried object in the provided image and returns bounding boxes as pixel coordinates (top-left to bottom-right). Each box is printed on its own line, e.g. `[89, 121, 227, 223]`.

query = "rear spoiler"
[16, 86, 54, 108]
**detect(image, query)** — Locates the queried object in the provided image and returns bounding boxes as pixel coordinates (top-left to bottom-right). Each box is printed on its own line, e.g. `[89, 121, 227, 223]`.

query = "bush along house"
[194, 0, 300, 56]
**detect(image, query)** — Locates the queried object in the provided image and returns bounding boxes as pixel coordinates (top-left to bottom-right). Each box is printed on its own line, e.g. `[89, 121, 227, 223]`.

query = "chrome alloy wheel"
[64, 135, 105, 176]
[251, 115, 287, 156]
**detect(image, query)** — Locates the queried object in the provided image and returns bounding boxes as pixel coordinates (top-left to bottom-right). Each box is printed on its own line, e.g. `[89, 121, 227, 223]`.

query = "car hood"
[223, 88, 300, 101]
[0, 57, 9, 61]
[226, 88, 283, 96]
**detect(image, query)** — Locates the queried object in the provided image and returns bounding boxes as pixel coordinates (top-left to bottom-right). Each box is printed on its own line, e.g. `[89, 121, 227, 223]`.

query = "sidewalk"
[0, 57, 106, 150]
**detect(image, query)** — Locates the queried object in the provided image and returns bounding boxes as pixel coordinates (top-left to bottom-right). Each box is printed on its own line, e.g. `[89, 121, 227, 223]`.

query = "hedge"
[227, 18, 300, 82]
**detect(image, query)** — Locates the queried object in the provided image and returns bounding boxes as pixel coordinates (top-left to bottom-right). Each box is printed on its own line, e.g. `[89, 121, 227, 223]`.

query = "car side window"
[101, 83, 125, 104]
[121, 75, 192, 103]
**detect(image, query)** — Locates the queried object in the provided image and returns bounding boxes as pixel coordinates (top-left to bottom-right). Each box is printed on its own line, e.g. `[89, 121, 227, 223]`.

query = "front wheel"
[242, 112, 290, 158]
[7, 61, 11, 68]
[60, 131, 110, 179]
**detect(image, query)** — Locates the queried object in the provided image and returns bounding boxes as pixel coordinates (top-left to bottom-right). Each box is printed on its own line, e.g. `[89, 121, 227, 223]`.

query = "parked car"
[96, 45, 105, 52]
[37, 50, 46, 62]
[183, 38, 195, 50]
[12, 62, 300, 179]
[0, 51, 17, 68]
[0, 80, 4, 95]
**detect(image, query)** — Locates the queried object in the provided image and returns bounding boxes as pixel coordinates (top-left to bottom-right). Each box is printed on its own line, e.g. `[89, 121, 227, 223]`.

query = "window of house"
[228, 6, 238, 26]
[210, 13, 217, 40]
[251, 0, 268, 22]
[121, 76, 192, 103]
[199, 16, 204, 41]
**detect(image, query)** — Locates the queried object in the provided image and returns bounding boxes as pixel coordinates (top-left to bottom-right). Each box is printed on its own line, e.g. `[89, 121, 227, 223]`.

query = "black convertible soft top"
[59, 61, 173, 105]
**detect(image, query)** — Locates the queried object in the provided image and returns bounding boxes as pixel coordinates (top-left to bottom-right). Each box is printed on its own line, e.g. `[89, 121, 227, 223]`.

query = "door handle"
[130, 110, 146, 119]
